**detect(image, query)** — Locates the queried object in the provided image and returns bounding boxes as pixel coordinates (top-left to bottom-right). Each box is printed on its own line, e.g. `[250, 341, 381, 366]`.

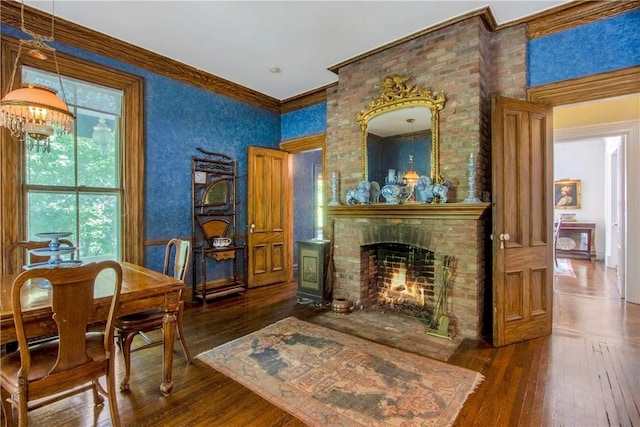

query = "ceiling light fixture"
[0, 1, 74, 153]
[403, 118, 419, 189]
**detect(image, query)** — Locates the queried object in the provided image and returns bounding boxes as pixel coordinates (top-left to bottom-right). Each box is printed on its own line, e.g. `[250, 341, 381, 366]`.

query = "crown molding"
[527, 1, 640, 39]
[281, 84, 333, 113]
[0, 1, 282, 113]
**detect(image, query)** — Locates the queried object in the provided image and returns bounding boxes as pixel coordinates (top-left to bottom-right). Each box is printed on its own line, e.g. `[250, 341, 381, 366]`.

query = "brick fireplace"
[367, 241, 436, 317]
[323, 12, 526, 339]
[327, 204, 488, 338]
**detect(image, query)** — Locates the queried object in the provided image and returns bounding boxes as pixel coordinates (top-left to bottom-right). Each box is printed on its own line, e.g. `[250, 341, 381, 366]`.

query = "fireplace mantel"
[327, 203, 490, 220]
[328, 202, 490, 338]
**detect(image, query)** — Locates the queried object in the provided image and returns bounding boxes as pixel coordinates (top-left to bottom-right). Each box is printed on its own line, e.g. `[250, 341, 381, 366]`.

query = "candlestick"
[328, 171, 341, 206]
[463, 153, 481, 203]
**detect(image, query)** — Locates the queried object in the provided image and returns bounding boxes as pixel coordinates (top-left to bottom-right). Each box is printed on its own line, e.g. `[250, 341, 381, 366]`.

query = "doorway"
[280, 133, 326, 280]
[553, 94, 639, 302]
[292, 149, 323, 278]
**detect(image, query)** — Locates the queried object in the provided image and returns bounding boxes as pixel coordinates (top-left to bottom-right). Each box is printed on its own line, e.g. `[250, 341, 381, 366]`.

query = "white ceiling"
[23, 1, 571, 101]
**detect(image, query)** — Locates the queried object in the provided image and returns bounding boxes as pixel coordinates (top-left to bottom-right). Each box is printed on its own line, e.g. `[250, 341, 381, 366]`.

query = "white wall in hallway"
[554, 138, 606, 259]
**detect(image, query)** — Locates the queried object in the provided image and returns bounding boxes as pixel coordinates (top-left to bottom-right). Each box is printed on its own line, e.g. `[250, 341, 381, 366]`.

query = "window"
[23, 67, 123, 261]
[1, 35, 144, 271]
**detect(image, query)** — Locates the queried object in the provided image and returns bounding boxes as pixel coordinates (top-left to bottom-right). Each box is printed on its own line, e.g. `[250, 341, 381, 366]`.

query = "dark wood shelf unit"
[191, 148, 246, 303]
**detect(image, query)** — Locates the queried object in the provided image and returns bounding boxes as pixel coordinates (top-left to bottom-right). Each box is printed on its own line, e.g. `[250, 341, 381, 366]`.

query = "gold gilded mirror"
[356, 75, 445, 185]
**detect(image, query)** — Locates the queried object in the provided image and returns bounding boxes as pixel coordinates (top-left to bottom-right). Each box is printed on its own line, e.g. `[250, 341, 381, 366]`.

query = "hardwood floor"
[451, 259, 639, 427]
[4, 259, 639, 426]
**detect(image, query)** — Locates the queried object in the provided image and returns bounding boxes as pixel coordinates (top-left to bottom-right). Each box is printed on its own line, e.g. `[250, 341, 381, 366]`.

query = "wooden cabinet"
[555, 222, 596, 261]
[191, 149, 246, 303]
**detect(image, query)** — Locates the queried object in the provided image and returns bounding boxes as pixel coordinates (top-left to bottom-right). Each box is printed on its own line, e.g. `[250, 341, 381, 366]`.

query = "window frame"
[1, 36, 144, 273]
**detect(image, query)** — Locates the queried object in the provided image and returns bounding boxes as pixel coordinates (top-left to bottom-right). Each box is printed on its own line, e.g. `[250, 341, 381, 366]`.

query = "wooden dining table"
[0, 261, 184, 396]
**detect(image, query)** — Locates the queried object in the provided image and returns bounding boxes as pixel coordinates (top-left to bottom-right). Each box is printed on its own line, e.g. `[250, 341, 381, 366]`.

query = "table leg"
[160, 295, 179, 396]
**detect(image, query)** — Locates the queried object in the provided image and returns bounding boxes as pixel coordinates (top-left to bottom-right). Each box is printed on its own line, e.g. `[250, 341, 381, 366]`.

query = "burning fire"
[380, 266, 427, 307]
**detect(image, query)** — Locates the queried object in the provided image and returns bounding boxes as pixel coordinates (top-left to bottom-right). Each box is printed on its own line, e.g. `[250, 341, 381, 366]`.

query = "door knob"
[248, 223, 256, 234]
[499, 233, 510, 249]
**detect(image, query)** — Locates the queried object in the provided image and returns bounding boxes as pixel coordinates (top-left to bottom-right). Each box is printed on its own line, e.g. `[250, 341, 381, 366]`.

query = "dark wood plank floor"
[4, 259, 639, 426]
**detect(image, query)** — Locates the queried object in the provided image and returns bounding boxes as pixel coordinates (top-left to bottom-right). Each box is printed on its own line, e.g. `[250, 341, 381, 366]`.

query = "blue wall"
[2, 24, 280, 279]
[528, 9, 640, 87]
[282, 102, 327, 140]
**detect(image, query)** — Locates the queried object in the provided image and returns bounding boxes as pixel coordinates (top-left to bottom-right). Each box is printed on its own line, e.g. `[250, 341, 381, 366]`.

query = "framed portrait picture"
[554, 179, 581, 209]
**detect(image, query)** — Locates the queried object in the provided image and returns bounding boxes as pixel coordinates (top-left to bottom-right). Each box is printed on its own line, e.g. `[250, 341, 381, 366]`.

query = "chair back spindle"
[164, 238, 191, 282]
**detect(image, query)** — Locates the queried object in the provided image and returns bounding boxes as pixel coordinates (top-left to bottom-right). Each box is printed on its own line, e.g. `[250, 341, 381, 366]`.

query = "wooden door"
[492, 97, 553, 347]
[247, 146, 292, 287]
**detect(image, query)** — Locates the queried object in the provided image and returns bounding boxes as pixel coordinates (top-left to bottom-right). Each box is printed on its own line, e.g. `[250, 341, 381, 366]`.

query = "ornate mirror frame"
[356, 75, 446, 184]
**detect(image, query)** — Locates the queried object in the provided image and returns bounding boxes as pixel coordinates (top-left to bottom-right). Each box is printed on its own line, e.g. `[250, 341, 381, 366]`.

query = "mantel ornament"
[355, 75, 449, 204]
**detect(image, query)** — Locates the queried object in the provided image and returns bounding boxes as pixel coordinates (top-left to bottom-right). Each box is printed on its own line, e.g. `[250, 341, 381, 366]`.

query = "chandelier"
[0, 1, 74, 153]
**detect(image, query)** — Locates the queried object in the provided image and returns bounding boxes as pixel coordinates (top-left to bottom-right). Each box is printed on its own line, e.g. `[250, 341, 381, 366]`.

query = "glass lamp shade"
[0, 84, 74, 140]
[92, 117, 113, 154]
[403, 170, 419, 188]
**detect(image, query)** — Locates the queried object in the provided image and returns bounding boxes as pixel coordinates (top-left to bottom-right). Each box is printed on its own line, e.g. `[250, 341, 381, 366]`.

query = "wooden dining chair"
[5, 240, 76, 274]
[115, 239, 192, 391]
[0, 261, 122, 427]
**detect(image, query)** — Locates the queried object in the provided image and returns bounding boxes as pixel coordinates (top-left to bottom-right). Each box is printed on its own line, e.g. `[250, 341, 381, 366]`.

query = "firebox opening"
[364, 243, 436, 320]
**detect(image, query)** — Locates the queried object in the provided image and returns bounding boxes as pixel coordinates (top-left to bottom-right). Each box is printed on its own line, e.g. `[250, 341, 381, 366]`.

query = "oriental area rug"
[197, 316, 483, 427]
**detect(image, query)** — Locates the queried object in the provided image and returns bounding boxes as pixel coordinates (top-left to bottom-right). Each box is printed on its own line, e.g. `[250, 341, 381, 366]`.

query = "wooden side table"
[554, 222, 596, 261]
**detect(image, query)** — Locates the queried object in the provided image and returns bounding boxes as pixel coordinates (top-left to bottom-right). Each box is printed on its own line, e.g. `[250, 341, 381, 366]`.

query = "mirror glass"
[203, 179, 230, 206]
[356, 75, 445, 187]
[366, 106, 432, 185]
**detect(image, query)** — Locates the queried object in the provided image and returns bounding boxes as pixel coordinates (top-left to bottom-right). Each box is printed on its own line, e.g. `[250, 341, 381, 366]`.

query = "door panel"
[272, 243, 284, 271]
[492, 96, 553, 347]
[247, 146, 292, 288]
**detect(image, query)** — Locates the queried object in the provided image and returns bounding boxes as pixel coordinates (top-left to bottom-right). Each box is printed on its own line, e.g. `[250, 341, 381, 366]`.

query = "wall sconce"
[0, 1, 75, 153]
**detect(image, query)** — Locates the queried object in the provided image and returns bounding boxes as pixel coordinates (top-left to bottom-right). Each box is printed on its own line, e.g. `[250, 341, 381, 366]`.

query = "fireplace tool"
[427, 255, 455, 340]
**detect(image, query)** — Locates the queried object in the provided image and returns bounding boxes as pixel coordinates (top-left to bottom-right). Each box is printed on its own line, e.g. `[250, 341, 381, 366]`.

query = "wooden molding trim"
[0, 1, 282, 113]
[528, 66, 640, 106]
[327, 203, 490, 220]
[281, 84, 333, 113]
[527, 1, 640, 39]
[279, 133, 325, 153]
